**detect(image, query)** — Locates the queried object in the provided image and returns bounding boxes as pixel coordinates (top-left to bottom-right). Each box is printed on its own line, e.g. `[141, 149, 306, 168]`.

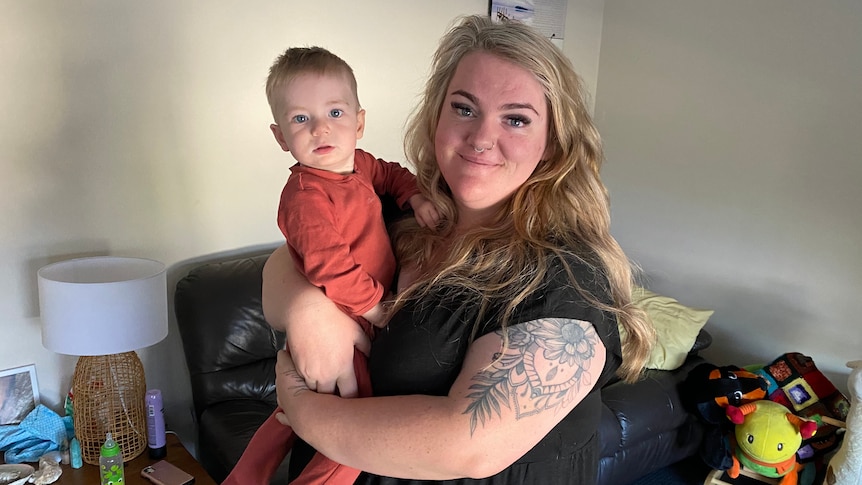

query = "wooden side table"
[53, 433, 215, 485]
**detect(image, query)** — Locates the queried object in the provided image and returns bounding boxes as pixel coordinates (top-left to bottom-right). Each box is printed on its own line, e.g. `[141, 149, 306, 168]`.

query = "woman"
[263, 15, 655, 484]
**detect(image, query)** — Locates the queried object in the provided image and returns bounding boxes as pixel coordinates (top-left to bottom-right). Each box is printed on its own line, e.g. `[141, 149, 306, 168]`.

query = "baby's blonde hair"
[265, 46, 359, 121]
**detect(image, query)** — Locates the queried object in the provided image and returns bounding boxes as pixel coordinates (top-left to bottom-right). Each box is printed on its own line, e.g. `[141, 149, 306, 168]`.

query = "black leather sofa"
[174, 251, 712, 484]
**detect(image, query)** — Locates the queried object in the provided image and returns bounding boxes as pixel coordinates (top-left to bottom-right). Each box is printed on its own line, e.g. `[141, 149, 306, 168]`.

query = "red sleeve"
[278, 181, 384, 316]
[354, 149, 420, 209]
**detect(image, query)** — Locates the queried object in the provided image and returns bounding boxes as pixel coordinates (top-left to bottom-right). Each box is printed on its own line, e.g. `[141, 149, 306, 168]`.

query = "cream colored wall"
[596, 1, 861, 393]
[1, 1, 604, 453]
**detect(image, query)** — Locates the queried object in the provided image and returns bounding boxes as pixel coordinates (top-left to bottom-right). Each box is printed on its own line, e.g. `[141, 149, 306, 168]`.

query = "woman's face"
[434, 51, 549, 225]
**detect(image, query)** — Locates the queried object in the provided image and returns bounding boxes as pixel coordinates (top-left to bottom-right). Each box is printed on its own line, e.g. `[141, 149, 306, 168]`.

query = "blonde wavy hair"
[391, 15, 654, 382]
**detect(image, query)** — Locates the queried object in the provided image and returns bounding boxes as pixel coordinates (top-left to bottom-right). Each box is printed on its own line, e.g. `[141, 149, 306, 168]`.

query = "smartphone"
[141, 460, 195, 485]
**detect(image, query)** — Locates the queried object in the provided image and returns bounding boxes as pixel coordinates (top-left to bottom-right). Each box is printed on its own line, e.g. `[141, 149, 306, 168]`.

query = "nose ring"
[473, 143, 493, 153]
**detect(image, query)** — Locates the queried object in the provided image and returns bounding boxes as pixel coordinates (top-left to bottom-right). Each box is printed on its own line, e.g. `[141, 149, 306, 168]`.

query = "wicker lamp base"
[72, 352, 148, 465]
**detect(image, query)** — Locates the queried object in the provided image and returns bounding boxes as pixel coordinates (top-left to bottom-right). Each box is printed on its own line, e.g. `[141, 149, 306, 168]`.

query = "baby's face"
[270, 73, 365, 174]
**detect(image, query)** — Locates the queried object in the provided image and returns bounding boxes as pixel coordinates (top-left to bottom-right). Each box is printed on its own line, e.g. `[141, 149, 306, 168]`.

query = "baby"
[222, 46, 438, 485]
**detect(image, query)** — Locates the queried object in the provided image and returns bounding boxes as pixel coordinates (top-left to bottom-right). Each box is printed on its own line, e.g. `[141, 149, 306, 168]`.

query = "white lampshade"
[38, 256, 169, 356]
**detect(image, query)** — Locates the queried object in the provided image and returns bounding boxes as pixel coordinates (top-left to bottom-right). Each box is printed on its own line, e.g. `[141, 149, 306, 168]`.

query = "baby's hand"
[409, 194, 440, 229]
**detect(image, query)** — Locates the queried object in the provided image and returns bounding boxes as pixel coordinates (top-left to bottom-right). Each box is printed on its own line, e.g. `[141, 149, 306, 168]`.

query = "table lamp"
[37, 256, 168, 465]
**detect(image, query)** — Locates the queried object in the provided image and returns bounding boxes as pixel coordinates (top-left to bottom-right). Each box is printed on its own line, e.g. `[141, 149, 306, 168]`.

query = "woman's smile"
[459, 151, 500, 167]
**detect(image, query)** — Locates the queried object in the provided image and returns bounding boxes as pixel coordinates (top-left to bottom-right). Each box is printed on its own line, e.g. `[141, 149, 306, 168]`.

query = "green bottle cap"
[101, 432, 120, 457]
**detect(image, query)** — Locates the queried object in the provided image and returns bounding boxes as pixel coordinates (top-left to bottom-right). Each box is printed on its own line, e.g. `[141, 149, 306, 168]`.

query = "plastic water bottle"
[99, 432, 124, 485]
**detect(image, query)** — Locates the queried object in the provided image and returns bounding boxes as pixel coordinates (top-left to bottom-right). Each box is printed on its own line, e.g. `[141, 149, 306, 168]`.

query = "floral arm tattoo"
[463, 318, 599, 435]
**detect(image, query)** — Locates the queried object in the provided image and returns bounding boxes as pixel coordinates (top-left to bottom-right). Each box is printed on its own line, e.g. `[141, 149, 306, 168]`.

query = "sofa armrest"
[600, 354, 707, 457]
[597, 354, 708, 484]
[174, 253, 284, 419]
[690, 328, 712, 354]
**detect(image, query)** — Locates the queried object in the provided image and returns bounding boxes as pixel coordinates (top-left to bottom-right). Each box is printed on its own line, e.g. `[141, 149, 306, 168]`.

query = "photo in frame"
[0, 364, 40, 425]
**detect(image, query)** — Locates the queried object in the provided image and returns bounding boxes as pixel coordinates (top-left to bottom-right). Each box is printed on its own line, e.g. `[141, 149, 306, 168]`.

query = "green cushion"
[632, 287, 713, 370]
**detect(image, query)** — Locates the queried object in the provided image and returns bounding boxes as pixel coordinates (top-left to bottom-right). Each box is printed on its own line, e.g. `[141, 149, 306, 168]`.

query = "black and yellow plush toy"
[680, 363, 769, 469]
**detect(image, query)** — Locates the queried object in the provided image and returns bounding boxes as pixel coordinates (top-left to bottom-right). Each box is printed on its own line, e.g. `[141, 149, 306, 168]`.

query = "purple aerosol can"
[145, 389, 167, 459]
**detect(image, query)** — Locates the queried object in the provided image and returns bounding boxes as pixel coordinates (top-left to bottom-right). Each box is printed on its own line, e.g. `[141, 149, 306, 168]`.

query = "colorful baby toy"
[680, 362, 769, 470]
[726, 400, 817, 485]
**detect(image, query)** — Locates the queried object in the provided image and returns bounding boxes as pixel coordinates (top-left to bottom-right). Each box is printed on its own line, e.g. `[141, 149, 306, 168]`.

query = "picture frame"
[0, 364, 40, 425]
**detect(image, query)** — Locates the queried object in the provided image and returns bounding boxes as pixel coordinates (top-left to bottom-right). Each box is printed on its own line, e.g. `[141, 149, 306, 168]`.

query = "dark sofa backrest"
[174, 253, 285, 419]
